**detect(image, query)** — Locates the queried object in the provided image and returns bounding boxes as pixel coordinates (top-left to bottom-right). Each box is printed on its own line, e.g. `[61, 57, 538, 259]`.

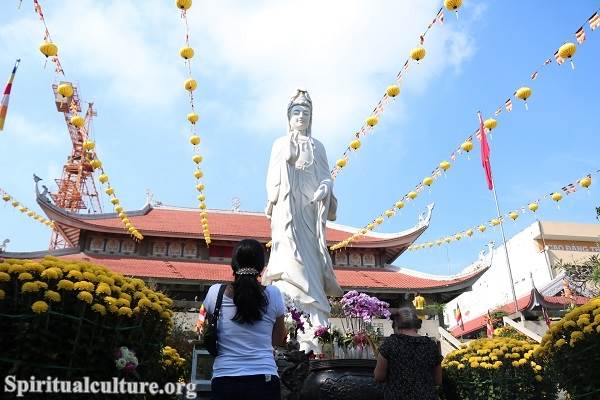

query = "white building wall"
[443, 221, 553, 329]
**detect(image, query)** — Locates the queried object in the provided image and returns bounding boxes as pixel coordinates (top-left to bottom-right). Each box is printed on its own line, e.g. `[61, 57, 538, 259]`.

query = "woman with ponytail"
[204, 238, 288, 400]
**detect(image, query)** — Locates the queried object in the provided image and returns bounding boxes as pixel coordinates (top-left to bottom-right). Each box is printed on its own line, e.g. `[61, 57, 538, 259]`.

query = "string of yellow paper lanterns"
[175, 0, 211, 245]
[331, 11, 598, 251]
[330, 3, 457, 179]
[407, 170, 596, 251]
[1, 188, 54, 229]
[33, 0, 64, 75]
[82, 140, 143, 241]
[31, 1, 142, 241]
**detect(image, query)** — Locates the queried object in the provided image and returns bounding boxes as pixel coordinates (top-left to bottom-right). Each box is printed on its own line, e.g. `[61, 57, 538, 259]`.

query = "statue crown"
[288, 89, 312, 113]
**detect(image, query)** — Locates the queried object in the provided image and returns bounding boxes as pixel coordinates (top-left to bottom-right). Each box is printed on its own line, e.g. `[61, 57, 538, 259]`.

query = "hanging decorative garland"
[331, 8, 599, 251]
[408, 170, 596, 251]
[1, 188, 54, 229]
[32, 0, 142, 241]
[330, 4, 454, 180]
[175, 0, 211, 245]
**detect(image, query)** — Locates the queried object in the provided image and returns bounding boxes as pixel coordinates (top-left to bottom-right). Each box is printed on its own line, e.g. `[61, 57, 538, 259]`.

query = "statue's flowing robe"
[262, 135, 343, 324]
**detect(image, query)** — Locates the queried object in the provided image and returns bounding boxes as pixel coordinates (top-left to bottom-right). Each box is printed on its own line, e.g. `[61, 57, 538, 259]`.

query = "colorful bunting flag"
[544, 58, 552, 65]
[589, 12, 600, 30]
[436, 8, 444, 25]
[0, 59, 20, 132]
[505, 98, 513, 112]
[530, 71, 539, 80]
[554, 50, 565, 65]
[494, 107, 502, 116]
[575, 27, 586, 44]
[562, 183, 577, 194]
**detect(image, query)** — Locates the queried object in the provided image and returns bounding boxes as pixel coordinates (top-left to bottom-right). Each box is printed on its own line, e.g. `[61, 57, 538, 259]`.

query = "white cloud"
[2, 111, 62, 146]
[0, 0, 479, 149]
[189, 0, 479, 147]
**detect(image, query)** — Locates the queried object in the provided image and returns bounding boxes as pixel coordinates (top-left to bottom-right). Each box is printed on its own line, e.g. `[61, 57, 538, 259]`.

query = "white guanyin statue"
[262, 89, 344, 351]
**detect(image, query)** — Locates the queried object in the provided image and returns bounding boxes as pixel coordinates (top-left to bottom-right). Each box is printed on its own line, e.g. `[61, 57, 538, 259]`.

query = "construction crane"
[49, 82, 102, 249]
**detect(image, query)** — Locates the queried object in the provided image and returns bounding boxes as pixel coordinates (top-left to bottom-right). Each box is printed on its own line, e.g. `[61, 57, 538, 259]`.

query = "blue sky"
[1, 1, 598, 276]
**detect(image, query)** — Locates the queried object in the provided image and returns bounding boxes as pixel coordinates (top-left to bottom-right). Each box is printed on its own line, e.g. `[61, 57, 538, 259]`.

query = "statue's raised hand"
[311, 183, 328, 204]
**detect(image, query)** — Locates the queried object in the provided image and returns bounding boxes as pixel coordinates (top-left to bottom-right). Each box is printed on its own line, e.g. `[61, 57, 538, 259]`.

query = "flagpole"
[490, 176, 519, 314]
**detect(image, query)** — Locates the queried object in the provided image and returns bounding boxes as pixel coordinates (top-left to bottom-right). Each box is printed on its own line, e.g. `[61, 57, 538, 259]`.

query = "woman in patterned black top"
[374, 307, 443, 400]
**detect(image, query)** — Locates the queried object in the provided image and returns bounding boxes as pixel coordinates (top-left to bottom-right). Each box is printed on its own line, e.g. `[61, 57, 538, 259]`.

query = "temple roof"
[450, 288, 589, 336]
[36, 188, 434, 264]
[1, 251, 488, 293]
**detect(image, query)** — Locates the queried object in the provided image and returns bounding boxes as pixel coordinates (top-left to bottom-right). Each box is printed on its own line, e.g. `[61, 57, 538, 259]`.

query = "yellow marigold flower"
[160, 311, 171, 319]
[121, 283, 135, 292]
[555, 338, 566, 348]
[164, 359, 173, 366]
[96, 283, 112, 296]
[44, 290, 61, 303]
[120, 293, 132, 302]
[133, 291, 145, 300]
[470, 361, 479, 368]
[82, 271, 97, 282]
[35, 281, 48, 290]
[21, 282, 41, 293]
[535, 365, 542, 372]
[73, 281, 94, 292]
[494, 361, 503, 368]
[512, 361, 519, 367]
[109, 305, 119, 313]
[116, 298, 130, 308]
[594, 314, 600, 324]
[18, 272, 33, 281]
[41, 267, 63, 280]
[77, 291, 93, 304]
[103, 296, 117, 306]
[596, 325, 600, 333]
[534, 375, 543, 382]
[110, 285, 121, 296]
[151, 302, 163, 312]
[133, 306, 141, 314]
[118, 307, 133, 317]
[583, 325, 594, 334]
[457, 364, 465, 369]
[91, 303, 106, 315]
[0, 271, 11, 282]
[57, 279, 74, 291]
[570, 331, 584, 342]
[138, 298, 152, 309]
[97, 275, 115, 285]
[564, 320, 577, 329]
[8, 264, 25, 274]
[0, 289, 5, 300]
[67, 270, 83, 280]
[32, 300, 49, 313]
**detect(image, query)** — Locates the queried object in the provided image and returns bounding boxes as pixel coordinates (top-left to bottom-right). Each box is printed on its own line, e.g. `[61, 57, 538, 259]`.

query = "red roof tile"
[58, 254, 486, 291]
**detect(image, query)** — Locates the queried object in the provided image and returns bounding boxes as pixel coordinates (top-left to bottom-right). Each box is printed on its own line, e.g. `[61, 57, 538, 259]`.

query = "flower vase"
[322, 342, 334, 359]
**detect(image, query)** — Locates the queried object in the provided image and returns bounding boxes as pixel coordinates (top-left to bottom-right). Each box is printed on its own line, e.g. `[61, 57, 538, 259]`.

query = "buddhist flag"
[195, 303, 207, 333]
[589, 12, 600, 30]
[575, 27, 586, 44]
[554, 51, 565, 65]
[478, 112, 493, 190]
[486, 310, 495, 338]
[0, 59, 20, 132]
[454, 303, 464, 330]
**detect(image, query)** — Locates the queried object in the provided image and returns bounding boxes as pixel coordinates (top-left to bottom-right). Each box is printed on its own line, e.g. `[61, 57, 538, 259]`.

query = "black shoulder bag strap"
[213, 284, 227, 333]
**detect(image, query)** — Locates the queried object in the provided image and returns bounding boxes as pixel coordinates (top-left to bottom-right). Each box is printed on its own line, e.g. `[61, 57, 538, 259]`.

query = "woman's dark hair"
[391, 307, 422, 330]
[230, 239, 268, 324]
